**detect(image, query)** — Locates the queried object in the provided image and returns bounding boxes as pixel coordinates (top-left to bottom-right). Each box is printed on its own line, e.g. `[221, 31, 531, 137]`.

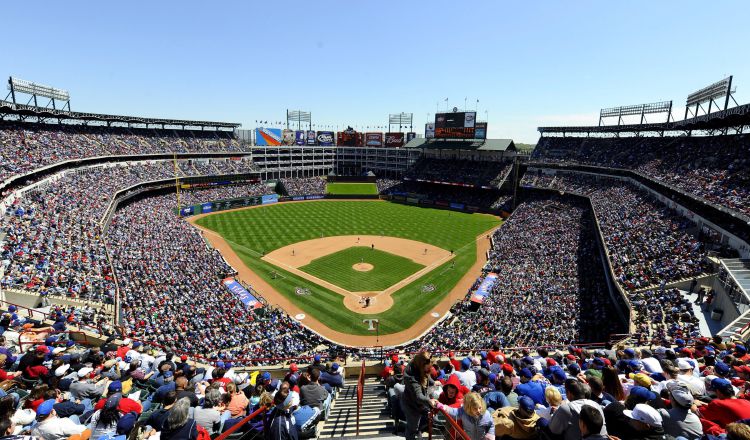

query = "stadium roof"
[0, 100, 241, 129]
[538, 102, 750, 134]
[404, 138, 516, 151]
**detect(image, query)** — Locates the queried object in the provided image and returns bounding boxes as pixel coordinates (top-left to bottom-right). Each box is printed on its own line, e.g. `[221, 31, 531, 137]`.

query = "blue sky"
[1, 1, 748, 143]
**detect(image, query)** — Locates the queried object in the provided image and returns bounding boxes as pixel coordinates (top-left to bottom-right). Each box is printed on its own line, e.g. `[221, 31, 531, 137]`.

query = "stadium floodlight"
[388, 112, 413, 132]
[286, 110, 311, 130]
[685, 76, 737, 118]
[599, 101, 672, 126]
[9, 77, 69, 102]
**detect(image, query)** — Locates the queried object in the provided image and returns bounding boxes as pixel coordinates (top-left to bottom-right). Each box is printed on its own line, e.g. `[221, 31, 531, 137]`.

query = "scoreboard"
[434, 111, 477, 138]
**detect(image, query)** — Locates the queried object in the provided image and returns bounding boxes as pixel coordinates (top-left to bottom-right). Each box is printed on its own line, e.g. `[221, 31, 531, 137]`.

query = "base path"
[189, 203, 499, 346]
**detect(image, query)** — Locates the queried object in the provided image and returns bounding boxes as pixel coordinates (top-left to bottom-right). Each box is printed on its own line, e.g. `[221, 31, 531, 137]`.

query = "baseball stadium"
[2, 2, 750, 440]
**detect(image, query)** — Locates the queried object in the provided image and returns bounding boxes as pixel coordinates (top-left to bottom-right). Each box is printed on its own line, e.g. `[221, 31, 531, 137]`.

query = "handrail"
[18, 329, 90, 353]
[214, 406, 267, 440]
[356, 359, 365, 436]
[428, 407, 471, 440]
[0, 298, 48, 321]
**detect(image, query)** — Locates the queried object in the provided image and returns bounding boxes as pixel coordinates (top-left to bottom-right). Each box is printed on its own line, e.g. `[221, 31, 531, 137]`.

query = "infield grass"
[326, 182, 378, 195]
[299, 246, 425, 292]
[195, 200, 501, 335]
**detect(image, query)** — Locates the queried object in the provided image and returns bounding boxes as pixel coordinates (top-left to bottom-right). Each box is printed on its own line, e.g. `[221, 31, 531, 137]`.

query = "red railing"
[428, 407, 471, 440]
[0, 298, 48, 321]
[356, 359, 365, 436]
[214, 406, 267, 440]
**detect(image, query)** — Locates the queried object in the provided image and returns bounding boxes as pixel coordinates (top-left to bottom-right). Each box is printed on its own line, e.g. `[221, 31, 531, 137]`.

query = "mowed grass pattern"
[326, 182, 378, 195]
[196, 201, 501, 335]
[299, 247, 425, 292]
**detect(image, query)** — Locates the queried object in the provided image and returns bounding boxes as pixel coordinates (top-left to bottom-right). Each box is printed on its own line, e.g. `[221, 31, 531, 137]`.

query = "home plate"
[431, 312, 440, 318]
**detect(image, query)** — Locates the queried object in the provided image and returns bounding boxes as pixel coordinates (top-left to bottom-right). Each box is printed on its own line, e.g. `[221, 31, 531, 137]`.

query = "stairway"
[318, 377, 394, 438]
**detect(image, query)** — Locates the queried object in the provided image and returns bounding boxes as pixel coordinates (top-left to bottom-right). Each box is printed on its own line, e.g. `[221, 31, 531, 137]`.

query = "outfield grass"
[195, 201, 501, 335]
[326, 182, 379, 195]
[299, 246, 425, 292]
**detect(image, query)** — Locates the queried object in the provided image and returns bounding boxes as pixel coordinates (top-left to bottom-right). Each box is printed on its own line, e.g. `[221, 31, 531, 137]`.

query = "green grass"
[299, 246, 425, 292]
[326, 182, 379, 195]
[195, 201, 501, 335]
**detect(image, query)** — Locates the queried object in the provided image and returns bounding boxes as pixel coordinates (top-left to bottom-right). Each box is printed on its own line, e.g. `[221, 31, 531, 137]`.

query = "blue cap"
[331, 362, 340, 371]
[715, 362, 731, 376]
[711, 377, 733, 394]
[520, 368, 533, 379]
[650, 372, 666, 382]
[37, 399, 56, 416]
[261, 372, 271, 382]
[628, 360, 642, 371]
[568, 363, 581, 375]
[108, 380, 122, 392]
[225, 362, 232, 369]
[480, 351, 487, 359]
[551, 366, 567, 381]
[736, 345, 747, 354]
[133, 341, 142, 348]
[630, 386, 656, 401]
[624, 348, 635, 357]
[66, 340, 75, 347]
[522, 356, 534, 365]
[675, 339, 686, 347]
[163, 371, 173, 378]
[461, 357, 471, 370]
[314, 354, 321, 362]
[8, 305, 16, 312]
[216, 361, 225, 368]
[488, 373, 497, 383]
[518, 396, 535, 412]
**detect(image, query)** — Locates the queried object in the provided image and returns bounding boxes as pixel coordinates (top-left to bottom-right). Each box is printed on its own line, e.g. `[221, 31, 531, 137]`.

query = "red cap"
[290, 363, 299, 372]
[734, 365, 750, 375]
[501, 363, 514, 375]
[391, 354, 399, 363]
[546, 358, 557, 366]
[36, 345, 50, 354]
[566, 354, 577, 361]
[180, 355, 188, 362]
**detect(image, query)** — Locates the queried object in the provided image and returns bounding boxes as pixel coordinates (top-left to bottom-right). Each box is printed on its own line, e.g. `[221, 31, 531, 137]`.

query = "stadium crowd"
[409, 196, 625, 352]
[0, 320, 347, 440]
[280, 177, 326, 196]
[522, 172, 712, 291]
[389, 336, 750, 440]
[405, 158, 512, 187]
[531, 134, 750, 219]
[381, 180, 510, 210]
[0, 122, 245, 182]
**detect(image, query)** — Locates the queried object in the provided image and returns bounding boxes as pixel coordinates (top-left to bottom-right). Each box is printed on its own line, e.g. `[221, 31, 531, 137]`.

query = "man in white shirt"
[639, 349, 663, 374]
[31, 399, 88, 440]
[676, 359, 706, 396]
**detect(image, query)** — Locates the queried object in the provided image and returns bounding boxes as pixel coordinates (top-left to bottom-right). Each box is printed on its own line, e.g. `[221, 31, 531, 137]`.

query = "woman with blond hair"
[433, 392, 495, 440]
[402, 351, 436, 440]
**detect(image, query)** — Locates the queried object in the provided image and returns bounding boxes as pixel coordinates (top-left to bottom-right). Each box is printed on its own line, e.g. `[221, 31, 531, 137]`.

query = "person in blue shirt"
[515, 368, 547, 406]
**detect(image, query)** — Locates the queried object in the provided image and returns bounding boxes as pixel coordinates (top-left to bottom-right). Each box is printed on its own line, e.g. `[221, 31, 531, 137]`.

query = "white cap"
[122, 338, 132, 345]
[54, 364, 71, 377]
[676, 359, 693, 370]
[624, 404, 663, 427]
[77, 367, 93, 378]
[52, 347, 65, 355]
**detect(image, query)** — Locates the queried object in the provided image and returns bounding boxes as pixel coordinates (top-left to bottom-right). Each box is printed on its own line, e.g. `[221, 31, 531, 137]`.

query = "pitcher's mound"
[353, 263, 374, 272]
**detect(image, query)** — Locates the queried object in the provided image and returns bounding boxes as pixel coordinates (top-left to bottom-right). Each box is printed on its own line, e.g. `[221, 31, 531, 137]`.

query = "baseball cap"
[180, 355, 188, 362]
[518, 396, 535, 412]
[132, 341, 143, 348]
[624, 348, 636, 358]
[35, 345, 50, 354]
[677, 359, 693, 371]
[163, 371, 173, 378]
[630, 373, 653, 388]
[550, 366, 567, 381]
[108, 381, 122, 392]
[122, 338, 132, 345]
[736, 345, 748, 354]
[711, 377, 734, 394]
[714, 362, 730, 376]
[479, 351, 487, 359]
[666, 382, 694, 407]
[501, 363, 514, 375]
[36, 399, 56, 417]
[624, 404, 662, 427]
[675, 338, 686, 347]
[261, 372, 272, 382]
[77, 367, 93, 378]
[520, 368, 533, 379]
[314, 354, 321, 362]
[461, 357, 472, 370]
[629, 386, 657, 402]
[478, 368, 490, 379]
[54, 364, 70, 377]
[734, 364, 750, 375]
[567, 363, 581, 375]
[289, 363, 299, 372]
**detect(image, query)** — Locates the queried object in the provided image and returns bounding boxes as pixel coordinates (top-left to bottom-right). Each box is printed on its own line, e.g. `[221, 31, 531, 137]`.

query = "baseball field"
[325, 182, 379, 195]
[192, 200, 501, 344]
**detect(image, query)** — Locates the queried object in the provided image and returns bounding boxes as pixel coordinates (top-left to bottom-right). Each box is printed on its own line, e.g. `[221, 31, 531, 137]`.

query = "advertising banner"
[295, 130, 306, 145]
[255, 128, 282, 146]
[306, 130, 317, 145]
[406, 132, 416, 143]
[201, 203, 212, 214]
[474, 122, 487, 139]
[337, 130, 362, 147]
[222, 278, 263, 310]
[470, 273, 498, 304]
[365, 132, 383, 147]
[261, 194, 279, 205]
[434, 112, 476, 138]
[282, 129, 295, 146]
[316, 131, 335, 146]
[450, 202, 465, 210]
[385, 132, 405, 148]
[179, 206, 193, 216]
[425, 123, 435, 139]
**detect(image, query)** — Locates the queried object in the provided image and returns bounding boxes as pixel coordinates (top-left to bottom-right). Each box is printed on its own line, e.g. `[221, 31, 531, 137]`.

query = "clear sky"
[2, 1, 748, 143]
